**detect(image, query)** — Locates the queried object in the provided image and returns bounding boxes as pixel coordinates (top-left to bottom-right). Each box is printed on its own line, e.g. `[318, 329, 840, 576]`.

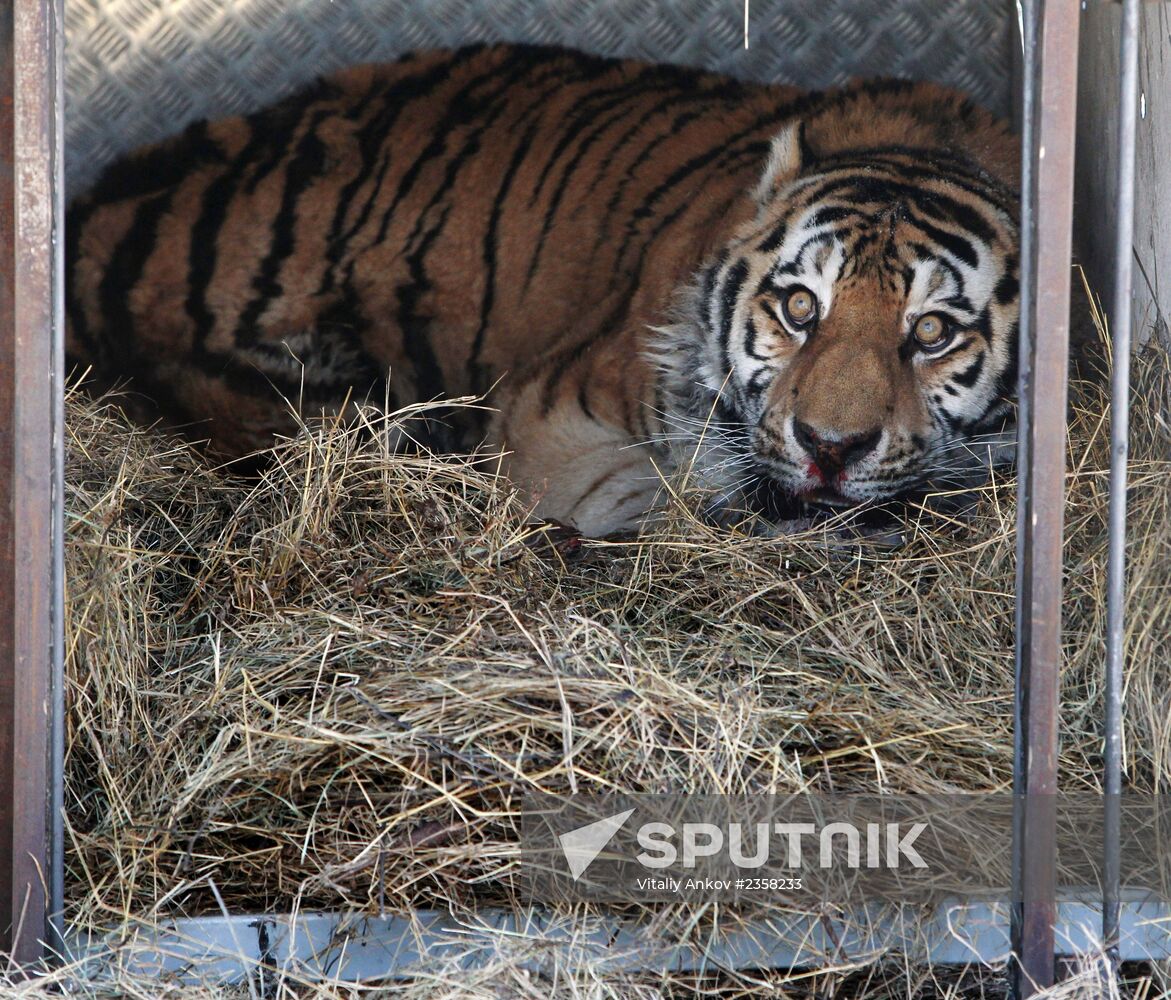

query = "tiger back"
[67, 44, 1020, 536]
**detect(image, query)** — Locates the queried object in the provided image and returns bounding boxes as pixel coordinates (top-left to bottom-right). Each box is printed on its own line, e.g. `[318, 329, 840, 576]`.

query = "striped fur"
[67, 44, 1020, 536]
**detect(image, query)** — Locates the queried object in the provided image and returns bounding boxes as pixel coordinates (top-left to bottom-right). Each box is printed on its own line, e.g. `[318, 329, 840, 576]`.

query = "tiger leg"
[72, 311, 389, 459]
[490, 375, 666, 537]
[157, 325, 402, 459]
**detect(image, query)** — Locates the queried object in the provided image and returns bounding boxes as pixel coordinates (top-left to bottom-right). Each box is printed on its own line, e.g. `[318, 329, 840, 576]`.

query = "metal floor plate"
[67, 894, 1171, 987]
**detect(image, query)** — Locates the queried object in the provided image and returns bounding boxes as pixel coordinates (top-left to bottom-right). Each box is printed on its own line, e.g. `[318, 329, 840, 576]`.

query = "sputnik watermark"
[558, 808, 634, 881]
[558, 813, 927, 881]
[634, 821, 928, 870]
[524, 793, 1169, 904]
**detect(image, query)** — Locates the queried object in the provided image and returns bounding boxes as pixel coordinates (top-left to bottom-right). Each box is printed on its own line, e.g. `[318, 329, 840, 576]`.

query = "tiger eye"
[783, 287, 818, 327]
[912, 313, 951, 351]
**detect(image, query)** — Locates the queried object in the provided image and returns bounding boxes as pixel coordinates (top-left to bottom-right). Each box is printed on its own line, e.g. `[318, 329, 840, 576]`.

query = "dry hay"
[47, 302, 1170, 997]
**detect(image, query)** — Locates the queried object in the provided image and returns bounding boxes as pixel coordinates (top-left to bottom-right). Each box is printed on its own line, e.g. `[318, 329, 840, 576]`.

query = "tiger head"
[653, 82, 1021, 523]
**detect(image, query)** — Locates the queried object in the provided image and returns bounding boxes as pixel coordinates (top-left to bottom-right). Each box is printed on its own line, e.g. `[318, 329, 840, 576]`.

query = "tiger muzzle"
[793, 421, 882, 479]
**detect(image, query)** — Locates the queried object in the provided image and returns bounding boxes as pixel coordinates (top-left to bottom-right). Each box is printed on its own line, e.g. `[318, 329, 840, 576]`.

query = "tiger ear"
[755, 121, 813, 206]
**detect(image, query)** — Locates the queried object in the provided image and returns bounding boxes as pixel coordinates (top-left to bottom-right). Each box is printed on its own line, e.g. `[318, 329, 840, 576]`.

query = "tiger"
[66, 44, 1021, 538]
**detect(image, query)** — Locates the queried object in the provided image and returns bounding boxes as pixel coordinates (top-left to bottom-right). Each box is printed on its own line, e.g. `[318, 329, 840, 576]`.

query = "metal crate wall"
[64, 0, 1014, 197]
[2, 0, 1161, 991]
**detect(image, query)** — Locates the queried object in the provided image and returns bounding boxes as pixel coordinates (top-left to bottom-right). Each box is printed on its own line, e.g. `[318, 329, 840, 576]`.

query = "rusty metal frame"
[1009, 1, 1081, 997]
[0, 0, 65, 970]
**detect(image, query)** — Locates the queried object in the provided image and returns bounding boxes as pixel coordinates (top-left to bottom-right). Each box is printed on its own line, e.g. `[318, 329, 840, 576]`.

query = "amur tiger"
[67, 44, 1021, 537]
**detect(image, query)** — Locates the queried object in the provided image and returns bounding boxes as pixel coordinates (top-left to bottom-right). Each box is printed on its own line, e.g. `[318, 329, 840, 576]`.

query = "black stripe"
[798, 166, 1004, 229]
[613, 136, 771, 303]
[314, 78, 394, 297]
[745, 365, 776, 401]
[466, 58, 610, 391]
[700, 256, 724, 334]
[943, 293, 975, 315]
[98, 191, 179, 369]
[402, 54, 553, 259]
[580, 84, 744, 203]
[942, 411, 968, 434]
[525, 64, 659, 211]
[714, 396, 740, 427]
[234, 109, 332, 345]
[82, 119, 221, 205]
[577, 381, 597, 423]
[69, 120, 223, 368]
[907, 241, 966, 297]
[994, 321, 1020, 403]
[779, 163, 906, 204]
[743, 314, 768, 363]
[240, 77, 340, 196]
[995, 270, 1020, 305]
[468, 115, 546, 394]
[952, 351, 985, 389]
[969, 304, 997, 341]
[331, 54, 510, 282]
[906, 210, 980, 269]
[774, 230, 834, 277]
[373, 48, 553, 246]
[523, 77, 689, 290]
[315, 62, 459, 296]
[539, 343, 588, 415]
[589, 104, 718, 257]
[461, 59, 604, 384]
[921, 192, 998, 245]
[608, 108, 795, 269]
[814, 145, 1016, 206]
[808, 204, 863, 228]
[536, 189, 718, 417]
[717, 259, 750, 388]
[390, 51, 555, 406]
[64, 200, 100, 364]
[757, 217, 788, 254]
[185, 112, 314, 354]
[396, 205, 453, 403]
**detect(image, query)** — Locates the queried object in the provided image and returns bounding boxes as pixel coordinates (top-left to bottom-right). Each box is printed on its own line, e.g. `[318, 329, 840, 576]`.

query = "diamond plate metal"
[64, 0, 1014, 197]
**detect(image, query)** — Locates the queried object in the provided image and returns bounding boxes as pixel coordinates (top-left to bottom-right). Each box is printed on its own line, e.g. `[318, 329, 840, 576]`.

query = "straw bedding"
[49, 299, 1170, 996]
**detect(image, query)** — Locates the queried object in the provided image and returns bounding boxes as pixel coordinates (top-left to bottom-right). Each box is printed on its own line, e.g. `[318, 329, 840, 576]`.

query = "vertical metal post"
[1011, 1, 1080, 997]
[1103, 0, 1141, 968]
[0, 0, 65, 970]
[1011, 3, 1040, 947]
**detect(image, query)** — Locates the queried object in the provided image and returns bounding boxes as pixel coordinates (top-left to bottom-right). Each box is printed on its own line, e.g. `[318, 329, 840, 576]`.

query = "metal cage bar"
[1010, 1, 1081, 996]
[1102, 0, 1141, 968]
[0, 0, 65, 970]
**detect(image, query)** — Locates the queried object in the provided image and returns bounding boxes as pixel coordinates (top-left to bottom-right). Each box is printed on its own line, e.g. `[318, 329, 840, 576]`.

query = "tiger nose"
[793, 421, 882, 477]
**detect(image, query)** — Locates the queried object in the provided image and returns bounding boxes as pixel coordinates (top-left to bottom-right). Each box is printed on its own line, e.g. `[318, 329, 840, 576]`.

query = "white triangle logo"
[557, 808, 635, 881]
